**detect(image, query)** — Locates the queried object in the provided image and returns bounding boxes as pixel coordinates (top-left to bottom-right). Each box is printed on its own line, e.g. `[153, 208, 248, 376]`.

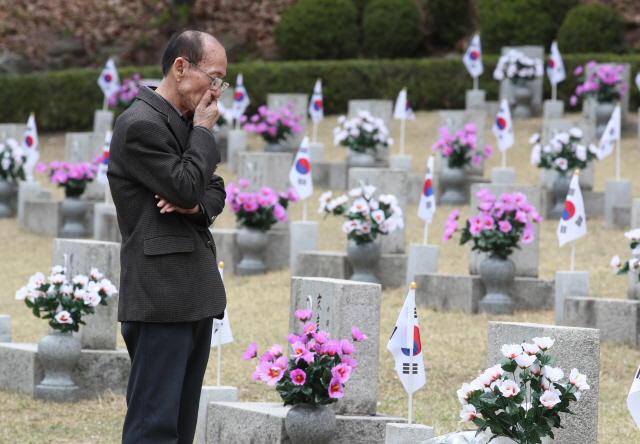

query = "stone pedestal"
[311, 161, 348, 190]
[543, 100, 564, 120]
[227, 130, 248, 173]
[555, 271, 589, 326]
[564, 297, 640, 345]
[309, 142, 325, 162]
[267, 94, 309, 150]
[51, 239, 120, 350]
[465, 89, 486, 110]
[0, 123, 26, 142]
[210, 228, 290, 275]
[290, 277, 381, 416]
[405, 244, 438, 290]
[487, 322, 599, 444]
[197, 386, 238, 444]
[385, 423, 434, 444]
[605, 179, 631, 229]
[490, 167, 515, 184]
[437, 110, 487, 177]
[389, 155, 412, 172]
[0, 315, 10, 342]
[92, 203, 116, 240]
[348, 100, 393, 165]
[93, 110, 114, 133]
[499, 46, 544, 116]
[23, 199, 63, 237]
[290, 221, 319, 272]
[65, 132, 104, 164]
[237, 151, 294, 193]
[17, 181, 51, 226]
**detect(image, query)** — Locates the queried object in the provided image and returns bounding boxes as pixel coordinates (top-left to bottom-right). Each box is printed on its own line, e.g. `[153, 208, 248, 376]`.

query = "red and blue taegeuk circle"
[295, 158, 310, 174]
[495, 117, 506, 130]
[470, 50, 479, 61]
[422, 178, 433, 197]
[104, 73, 112, 83]
[401, 325, 422, 356]
[102, 151, 109, 165]
[24, 136, 33, 147]
[562, 200, 575, 221]
[313, 100, 323, 111]
[548, 59, 555, 68]
[234, 91, 244, 101]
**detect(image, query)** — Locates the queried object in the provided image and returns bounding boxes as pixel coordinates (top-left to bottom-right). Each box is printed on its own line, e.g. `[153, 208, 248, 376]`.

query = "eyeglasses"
[184, 59, 229, 93]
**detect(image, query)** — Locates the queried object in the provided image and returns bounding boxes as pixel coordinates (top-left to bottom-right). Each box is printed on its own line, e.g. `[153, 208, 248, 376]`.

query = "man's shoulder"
[113, 101, 169, 138]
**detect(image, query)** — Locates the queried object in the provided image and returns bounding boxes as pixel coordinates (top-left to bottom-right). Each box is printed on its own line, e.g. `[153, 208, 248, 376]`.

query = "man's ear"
[174, 58, 187, 82]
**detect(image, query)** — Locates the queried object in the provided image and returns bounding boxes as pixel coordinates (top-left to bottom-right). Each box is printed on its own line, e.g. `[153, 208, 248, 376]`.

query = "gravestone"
[348, 168, 407, 254]
[289, 277, 381, 416]
[605, 179, 631, 229]
[491, 168, 515, 184]
[93, 110, 114, 133]
[499, 46, 545, 115]
[51, 239, 120, 350]
[469, 184, 541, 278]
[405, 244, 438, 291]
[385, 423, 434, 444]
[543, 100, 564, 120]
[0, 124, 26, 143]
[555, 271, 589, 326]
[436, 110, 487, 177]
[583, 63, 630, 127]
[487, 322, 599, 444]
[0, 315, 10, 342]
[17, 181, 52, 226]
[237, 151, 293, 194]
[564, 297, 640, 345]
[466, 89, 486, 110]
[197, 386, 238, 444]
[214, 87, 235, 161]
[93, 203, 116, 240]
[348, 100, 393, 165]
[226, 129, 247, 173]
[290, 221, 318, 272]
[65, 132, 107, 201]
[267, 93, 309, 151]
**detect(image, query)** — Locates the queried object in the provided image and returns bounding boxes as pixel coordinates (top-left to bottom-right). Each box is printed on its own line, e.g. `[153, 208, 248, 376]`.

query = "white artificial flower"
[391, 214, 404, 229]
[54, 310, 74, 324]
[457, 383, 471, 404]
[333, 127, 341, 135]
[72, 274, 89, 287]
[348, 188, 363, 198]
[576, 144, 587, 162]
[507, 65, 518, 78]
[484, 364, 504, 381]
[551, 140, 563, 153]
[540, 390, 561, 409]
[501, 343, 523, 359]
[378, 194, 398, 206]
[28, 272, 46, 289]
[630, 258, 640, 271]
[83, 292, 102, 307]
[370, 209, 386, 224]
[554, 157, 568, 170]
[528, 133, 540, 144]
[74, 288, 86, 300]
[610, 255, 621, 273]
[362, 123, 374, 133]
[342, 221, 356, 233]
[337, 115, 346, 124]
[51, 265, 66, 275]
[6, 138, 18, 149]
[387, 138, 394, 146]
[493, 69, 505, 81]
[90, 268, 103, 280]
[368, 199, 379, 210]
[515, 354, 537, 368]
[530, 144, 541, 165]
[489, 379, 503, 391]
[624, 229, 640, 241]
[529, 363, 541, 375]
[349, 128, 360, 138]
[521, 343, 540, 355]
[533, 337, 555, 351]
[349, 198, 370, 215]
[363, 185, 376, 199]
[86, 281, 100, 294]
[59, 284, 73, 295]
[542, 144, 552, 154]
[521, 402, 532, 411]
[49, 274, 67, 285]
[588, 143, 598, 154]
[99, 279, 118, 297]
[15, 286, 29, 300]
[459, 404, 476, 423]
[469, 378, 485, 392]
[569, 127, 583, 139]
[359, 222, 371, 234]
[569, 368, 590, 391]
[518, 68, 529, 78]
[543, 365, 564, 382]
[541, 376, 551, 390]
[499, 380, 520, 398]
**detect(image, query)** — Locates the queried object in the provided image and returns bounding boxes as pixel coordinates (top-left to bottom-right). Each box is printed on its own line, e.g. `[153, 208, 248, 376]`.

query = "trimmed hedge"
[362, 0, 423, 58]
[424, 0, 472, 49]
[557, 4, 626, 54]
[4, 54, 640, 132]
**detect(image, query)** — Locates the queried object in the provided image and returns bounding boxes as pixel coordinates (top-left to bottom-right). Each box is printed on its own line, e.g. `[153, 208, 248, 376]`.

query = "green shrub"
[424, 0, 472, 49]
[274, 0, 359, 61]
[362, 0, 424, 58]
[478, 0, 578, 54]
[557, 4, 625, 54]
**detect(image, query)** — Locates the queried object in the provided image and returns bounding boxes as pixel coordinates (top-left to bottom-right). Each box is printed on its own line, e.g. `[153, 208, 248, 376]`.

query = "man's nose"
[210, 87, 221, 99]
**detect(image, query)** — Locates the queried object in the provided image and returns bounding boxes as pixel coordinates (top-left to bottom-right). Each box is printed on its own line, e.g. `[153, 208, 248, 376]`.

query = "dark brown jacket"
[108, 86, 226, 322]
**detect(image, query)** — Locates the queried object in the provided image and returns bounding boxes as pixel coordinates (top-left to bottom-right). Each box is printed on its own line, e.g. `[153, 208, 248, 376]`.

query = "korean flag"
[463, 34, 484, 79]
[289, 136, 313, 200]
[308, 79, 324, 123]
[96, 130, 112, 185]
[492, 98, 514, 152]
[557, 171, 587, 247]
[211, 263, 233, 346]
[97, 59, 121, 99]
[231, 73, 251, 122]
[393, 88, 415, 121]
[597, 104, 620, 161]
[546, 41, 566, 86]
[417, 156, 436, 223]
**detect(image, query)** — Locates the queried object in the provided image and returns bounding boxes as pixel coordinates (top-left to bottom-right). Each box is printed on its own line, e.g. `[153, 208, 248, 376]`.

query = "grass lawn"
[1, 110, 639, 442]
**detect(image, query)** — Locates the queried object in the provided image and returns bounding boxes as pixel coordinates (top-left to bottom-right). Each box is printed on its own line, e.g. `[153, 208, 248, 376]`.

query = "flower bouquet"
[493, 50, 544, 86]
[431, 124, 493, 169]
[36, 160, 97, 197]
[242, 308, 368, 404]
[570, 61, 625, 106]
[333, 110, 393, 154]
[0, 138, 27, 182]
[610, 228, 640, 281]
[457, 336, 589, 444]
[225, 179, 298, 231]
[444, 190, 542, 259]
[242, 104, 303, 146]
[15, 266, 118, 333]
[109, 74, 142, 113]
[318, 185, 403, 244]
[529, 128, 598, 175]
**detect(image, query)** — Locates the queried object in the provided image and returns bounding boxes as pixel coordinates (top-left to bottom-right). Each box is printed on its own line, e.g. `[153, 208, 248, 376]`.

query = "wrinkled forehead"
[199, 38, 227, 78]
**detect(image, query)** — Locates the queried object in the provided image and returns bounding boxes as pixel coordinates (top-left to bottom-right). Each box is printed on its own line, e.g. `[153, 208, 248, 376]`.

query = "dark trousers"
[121, 317, 214, 444]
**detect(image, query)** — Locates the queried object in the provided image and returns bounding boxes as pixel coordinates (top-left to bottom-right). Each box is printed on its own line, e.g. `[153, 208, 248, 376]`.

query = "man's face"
[176, 40, 227, 116]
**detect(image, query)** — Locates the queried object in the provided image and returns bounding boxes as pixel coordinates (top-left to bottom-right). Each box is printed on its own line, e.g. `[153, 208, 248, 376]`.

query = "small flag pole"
[616, 102, 621, 181]
[102, 94, 108, 112]
[399, 87, 407, 157]
[473, 76, 478, 91]
[501, 150, 506, 169]
[423, 221, 429, 246]
[570, 241, 576, 272]
[217, 261, 225, 387]
[104, 184, 110, 204]
[312, 121, 319, 144]
[408, 282, 416, 425]
[303, 199, 307, 222]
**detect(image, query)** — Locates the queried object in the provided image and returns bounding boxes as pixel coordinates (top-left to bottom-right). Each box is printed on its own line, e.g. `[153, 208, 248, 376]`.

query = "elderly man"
[108, 29, 227, 444]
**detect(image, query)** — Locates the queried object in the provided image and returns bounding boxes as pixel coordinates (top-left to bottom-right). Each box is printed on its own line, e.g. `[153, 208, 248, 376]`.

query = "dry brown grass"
[1, 111, 640, 442]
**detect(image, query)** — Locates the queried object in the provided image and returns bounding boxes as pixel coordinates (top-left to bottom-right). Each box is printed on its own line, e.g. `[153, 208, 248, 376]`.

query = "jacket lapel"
[136, 87, 190, 154]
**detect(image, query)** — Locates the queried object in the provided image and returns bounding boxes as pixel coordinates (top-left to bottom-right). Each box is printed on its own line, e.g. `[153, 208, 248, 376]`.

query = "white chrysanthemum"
[528, 133, 540, 144]
[543, 365, 564, 382]
[499, 380, 520, 398]
[83, 292, 102, 307]
[15, 286, 29, 300]
[501, 343, 523, 359]
[569, 127, 583, 139]
[54, 311, 74, 324]
[90, 268, 103, 280]
[515, 354, 537, 368]
[533, 337, 555, 350]
[540, 390, 561, 409]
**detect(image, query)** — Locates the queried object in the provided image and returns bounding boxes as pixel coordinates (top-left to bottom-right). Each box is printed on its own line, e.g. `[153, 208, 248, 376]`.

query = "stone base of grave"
[436, 174, 489, 205]
[385, 423, 434, 444]
[311, 161, 348, 190]
[0, 342, 130, 400]
[543, 100, 564, 120]
[407, 173, 424, 205]
[605, 180, 631, 229]
[414, 273, 554, 314]
[389, 155, 412, 172]
[309, 142, 324, 162]
[95, 211, 121, 243]
[206, 402, 407, 444]
[540, 189, 604, 219]
[564, 297, 640, 345]
[93, 110, 114, 133]
[211, 228, 289, 275]
[36, 384, 80, 403]
[18, 181, 52, 226]
[0, 314, 10, 342]
[93, 203, 116, 240]
[198, 387, 238, 444]
[555, 271, 589, 326]
[613, 205, 631, 228]
[290, 221, 319, 272]
[295, 251, 406, 289]
[465, 89, 486, 110]
[406, 244, 438, 290]
[22, 198, 96, 238]
[490, 167, 515, 184]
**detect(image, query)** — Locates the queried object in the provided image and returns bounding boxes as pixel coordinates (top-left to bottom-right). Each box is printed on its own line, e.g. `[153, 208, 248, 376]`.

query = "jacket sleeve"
[183, 174, 226, 229]
[123, 121, 219, 209]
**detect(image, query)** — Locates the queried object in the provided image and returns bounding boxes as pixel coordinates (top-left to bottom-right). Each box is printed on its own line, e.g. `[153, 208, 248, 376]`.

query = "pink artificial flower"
[341, 355, 358, 370]
[260, 352, 276, 362]
[319, 340, 341, 356]
[439, 127, 450, 139]
[531, 211, 543, 223]
[239, 178, 249, 188]
[464, 123, 476, 134]
[242, 342, 257, 360]
[302, 322, 316, 335]
[472, 155, 482, 165]
[288, 187, 299, 202]
[478, 202, 493, 212]
[291, 341, 314, 364]
[259, 362, 285, 386]
[442, 145, 454, 157]
[498, 220, 512, 233]
[328, 377, 345, 398]
[484, 144, 494, 159]
[240, 115, 248, 124]
[500, 193, 514, 204]
[312, 330, 330, 344]
[340, 339, 356, 355]
[521, 229, 534, 244]
[351, 326, 368, 342]
[292, 124, 303, 133]
[267, 127, 278, 137]
[273, 204, 288, 222]
[230, 203, 241, 213]
[469, 222, 482, 235]
[514, 211, 528, 223]
[269, 344, 283, 358]
[480, 215, 495, 230]
[286, 333, 308, 344]
[290, 369, 306, 386]
[295, 309, 313, 322]
[574, 66, 583, 76]
[331, 363, 352, 383]
[258, 105, 268, 116]
[586, 61, 597, 70]
[35, 162, 48, 173]
[256, 122, 268, 133]
[243, 201, 259, 212]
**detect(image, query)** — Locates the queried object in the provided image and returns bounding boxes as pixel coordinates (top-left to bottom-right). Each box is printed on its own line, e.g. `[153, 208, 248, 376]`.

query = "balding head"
[161, 29, 224, 77]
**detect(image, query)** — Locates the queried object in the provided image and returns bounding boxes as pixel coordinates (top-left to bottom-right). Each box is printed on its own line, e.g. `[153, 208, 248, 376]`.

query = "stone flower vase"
[0, 177, 13, 218]
[236, 227, 269, 276]
[60, 196, 88, 238]
[347, 150, 376, 168]
[595, 101, 616, 138]
[285, 404, 337, 444]
[347, 240, 380, 284]
[265, 142, 286, 152]
[478, 254, 516, 315]
[512, 82, 534, 120]
[35, 330, 82, 403]
[440, 165, 466, 205]
[550, 174, 572, 220]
